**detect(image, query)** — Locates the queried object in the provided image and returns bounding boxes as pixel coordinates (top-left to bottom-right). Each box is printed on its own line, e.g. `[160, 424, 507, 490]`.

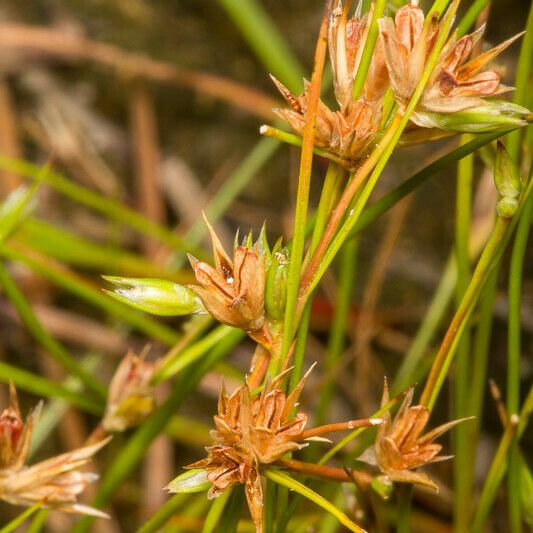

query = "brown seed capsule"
[270, 1, 387, 166]
[188, 217, 271, 346]
[184, 367, 381, 532]
[373, 381, 470, 491]
[378, 1, 523, 123]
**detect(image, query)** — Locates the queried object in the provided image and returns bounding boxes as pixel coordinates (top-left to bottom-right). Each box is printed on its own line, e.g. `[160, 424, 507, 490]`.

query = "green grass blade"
[0, 261, 106, 399]
[217, 0, 304, 93]
[0, 360, 102, 414]
[19, 219, 184, 280]
[350, 130, 514, 238]
[456, 0, 492, 37]
[264, 469, 365, 533]
[137, 493, 187, 533]
[0, 244, 180, 345]
[507, 193, 533, 532]
[185, 138, 280, 247]
[29, 354, 102, 457]
[0, 503, 42, 533]
[471, 415, 520, 533]
[153, 325, 241, 383]
[201, 489, 232, 533]
[0, 156, 203, 257]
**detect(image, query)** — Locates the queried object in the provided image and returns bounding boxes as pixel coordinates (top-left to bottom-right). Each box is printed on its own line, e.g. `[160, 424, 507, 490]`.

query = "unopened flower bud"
[0, 384, 40, 472]
[103, 276, 204, 316]
[102, 350, 156, 432]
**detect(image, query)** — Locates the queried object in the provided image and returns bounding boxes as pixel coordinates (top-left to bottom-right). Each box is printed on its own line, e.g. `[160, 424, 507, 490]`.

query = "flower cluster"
[272, 0, 387, 164]
[179, 368, 381, 532]
[366, 381, 468, 491]
[270, 0, 528, 165]
[0, 385, 109, 517]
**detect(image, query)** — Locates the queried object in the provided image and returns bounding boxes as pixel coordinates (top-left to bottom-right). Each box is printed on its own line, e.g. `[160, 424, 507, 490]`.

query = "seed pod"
[103, 276, 204, 316]
[166, 468, 210, 494]
[265, 245, 289, 321]
[411, 102, 529, 134]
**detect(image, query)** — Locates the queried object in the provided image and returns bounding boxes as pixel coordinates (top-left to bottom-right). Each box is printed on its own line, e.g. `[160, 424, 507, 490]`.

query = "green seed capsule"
[103, 276, 204, 316]
[265, 250, 289, 320]
[167, 469, 210, 494]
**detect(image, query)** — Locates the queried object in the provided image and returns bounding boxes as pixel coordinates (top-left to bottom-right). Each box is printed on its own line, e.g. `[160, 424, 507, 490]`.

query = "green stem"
[259, 126, 348, 168]
[350, 130, 519, 239]
[0, 261, 106, 400]
[280, 3, 329, 369]
[422, 171, 533, 410]
[153, 325, 240, 383]
[202, 489, 232, 533]
[0, 504, 42, 533]
[137, 494, 187, 533]
[470, 415, 520, 533]
[420, 217, 509, 410]
[396, 485, 413, 533]
[264, 478, 276, 533]
[25, 511, 48, 533]
[315, 237, 358, 424]
[351, 0, 387, 99]
[454, 134, 474, 532]
[469, 269, 498, 452]
[506, 2, 533, 162]
[507, 194, 533, 532]
[287, 163, 343, 390]
[456, 0, 492, 36]
[301, 0, 460, 304]
[264, 469, 365, 533]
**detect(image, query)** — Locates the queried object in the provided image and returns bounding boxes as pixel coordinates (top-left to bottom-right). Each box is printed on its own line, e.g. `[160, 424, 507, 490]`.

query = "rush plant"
[0, 0, 531, 532]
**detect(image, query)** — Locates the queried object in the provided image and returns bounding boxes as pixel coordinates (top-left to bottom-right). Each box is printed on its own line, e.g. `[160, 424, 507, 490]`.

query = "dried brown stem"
[0, 23, 277, 120]
[0, 79, 22, 195]
[130, 84, 165, 258]
[300, 418, 382, 439]
[276, 458, 371, 486]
